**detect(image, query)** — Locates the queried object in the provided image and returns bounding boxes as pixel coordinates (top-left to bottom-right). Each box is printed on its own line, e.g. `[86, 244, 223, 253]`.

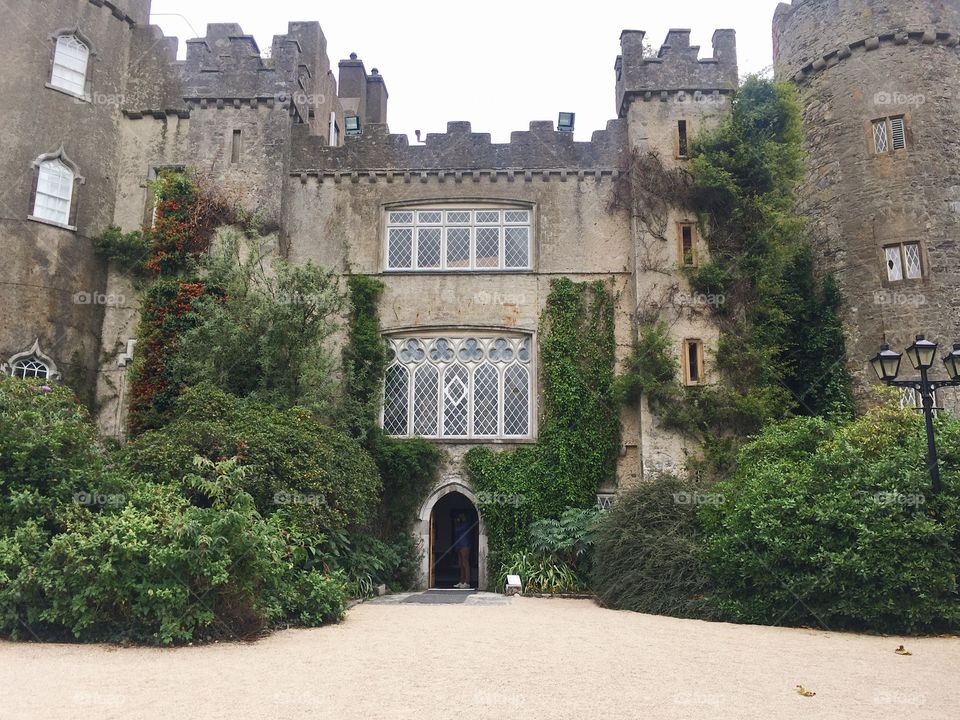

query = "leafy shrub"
[91, 225, 152, 273]
[173, 232, 344, 414]
[368, 430, 443, 539]
[122, 385, 381, 534]
[498, 550, 584, 594]
[591, 475, 713, 618]
[1, 457, 349, 644]
[529, 507, 601, 580]
[700, 406, 960, 633]
[319, 530, 421, 597]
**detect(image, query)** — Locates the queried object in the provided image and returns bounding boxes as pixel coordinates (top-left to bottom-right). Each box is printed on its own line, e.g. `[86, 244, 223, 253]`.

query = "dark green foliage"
[338, 275, 442, 544]
[591, 475, 713, 618]
[121, 384, 381, 534]
[498, 550, 584, 594]
[700, 406, 960, 633]
[467, 278, 619, 575]
[91, 225, 152, 273]
[340, 275, 388, 440]
[623, 77, 854, 476]
[173, 233, 344, 415]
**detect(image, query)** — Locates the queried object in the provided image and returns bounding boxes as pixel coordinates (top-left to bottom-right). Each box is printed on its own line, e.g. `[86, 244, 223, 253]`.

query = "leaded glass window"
[383, 335, 533, 439]
[385, 207, 532, 270]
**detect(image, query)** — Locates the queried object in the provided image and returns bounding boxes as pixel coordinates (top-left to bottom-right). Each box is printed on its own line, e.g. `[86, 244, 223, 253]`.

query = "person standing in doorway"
[452, 512, 472, 589]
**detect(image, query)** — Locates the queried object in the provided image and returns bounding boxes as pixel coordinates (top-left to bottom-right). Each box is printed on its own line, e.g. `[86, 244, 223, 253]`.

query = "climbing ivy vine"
[618, 77, 854, 477]
[465, 277, 620, 574]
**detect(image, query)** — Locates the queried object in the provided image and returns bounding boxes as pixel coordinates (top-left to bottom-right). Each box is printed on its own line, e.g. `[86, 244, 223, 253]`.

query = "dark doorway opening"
[429, 491, 479, 589]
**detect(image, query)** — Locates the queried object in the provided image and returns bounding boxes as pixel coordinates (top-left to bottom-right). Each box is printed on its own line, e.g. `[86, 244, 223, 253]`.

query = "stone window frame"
[871, 115, 908, 154]
[882, 241, 924, 283]
[681, 338, 705, 386]
[45, 28, 96, 102]
[676, 221, 698, 268]
[381, 331, 536, 443]
[382, 201, 535, 273]
[27, 146, 84, 231]
[3, 339, 61, 381]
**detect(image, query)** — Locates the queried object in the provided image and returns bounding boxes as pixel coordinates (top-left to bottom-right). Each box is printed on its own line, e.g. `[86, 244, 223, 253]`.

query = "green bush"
[498, 550, 584, 594]
[122, 384, 381, 534]
[1, 457, 349, 644]
[91, 225, 152, 273]
[529, 507, 601, 580]
[591, 475, 713, 618]
[700, 406, 960, 633]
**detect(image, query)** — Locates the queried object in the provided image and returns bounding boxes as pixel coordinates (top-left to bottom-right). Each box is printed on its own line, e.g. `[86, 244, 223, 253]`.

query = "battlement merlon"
[615, 29, 738, 117]
[289, 119, 627, 174]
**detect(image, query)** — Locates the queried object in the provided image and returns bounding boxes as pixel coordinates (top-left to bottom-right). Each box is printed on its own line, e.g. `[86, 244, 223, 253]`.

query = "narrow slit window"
[231, 130, 242, 164]
[677, 120, 689, 158]
[679, 223, 697, 267]
[683, 339, 704, 386]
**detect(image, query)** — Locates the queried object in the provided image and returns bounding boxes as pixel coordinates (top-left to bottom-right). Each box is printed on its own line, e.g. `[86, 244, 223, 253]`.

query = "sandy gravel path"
[1, 593, 957, 720]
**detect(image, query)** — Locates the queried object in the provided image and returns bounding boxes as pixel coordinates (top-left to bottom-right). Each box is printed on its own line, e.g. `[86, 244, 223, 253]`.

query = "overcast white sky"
[150, 0, 786, 142]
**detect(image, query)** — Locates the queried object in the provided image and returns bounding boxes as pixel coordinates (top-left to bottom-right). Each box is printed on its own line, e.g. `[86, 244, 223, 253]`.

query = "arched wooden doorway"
[415, 481, 488, 590]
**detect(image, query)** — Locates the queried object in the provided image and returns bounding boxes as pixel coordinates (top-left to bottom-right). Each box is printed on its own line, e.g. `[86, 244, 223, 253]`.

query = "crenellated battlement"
[615, 29, 738, 117]
[123, 21, 384, 129]
[773, 0, 960, 79]
[290, 119, 627, 175]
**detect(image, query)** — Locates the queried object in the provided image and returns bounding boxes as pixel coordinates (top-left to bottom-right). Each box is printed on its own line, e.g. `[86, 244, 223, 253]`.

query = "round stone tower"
[0, 0, 149, 403]
[773, 0, 960, 410]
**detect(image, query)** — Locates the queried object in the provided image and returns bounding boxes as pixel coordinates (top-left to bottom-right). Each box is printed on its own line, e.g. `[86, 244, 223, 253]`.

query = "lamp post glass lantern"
[872, 335, 960, 506]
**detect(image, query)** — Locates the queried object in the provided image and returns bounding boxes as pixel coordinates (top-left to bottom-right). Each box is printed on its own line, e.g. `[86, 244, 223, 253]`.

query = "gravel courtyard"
[1, 592, 957, 720]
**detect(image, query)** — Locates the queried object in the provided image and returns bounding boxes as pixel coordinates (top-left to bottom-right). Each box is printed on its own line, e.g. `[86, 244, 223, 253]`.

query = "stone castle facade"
[1, 0, 958, 552]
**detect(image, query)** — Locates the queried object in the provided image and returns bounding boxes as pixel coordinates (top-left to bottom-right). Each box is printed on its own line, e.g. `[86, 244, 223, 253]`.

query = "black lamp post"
[871, 336, 960, 499]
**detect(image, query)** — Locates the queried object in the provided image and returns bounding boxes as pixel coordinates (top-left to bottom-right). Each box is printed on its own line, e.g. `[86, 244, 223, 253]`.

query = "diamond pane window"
[446, 228, 471, 268]
[473, 363, 499, 436]
[388, 228, 413, 269]
[383, 335, 533, 439]
[903, 243, 922, 279]
[873, 120, 888, 153]
[412, 365, 439, 435]
[885, 246, 903, 281]
[33, 159, 74, 225]
[504, 227, 529, 268]
[476, 228, 500, 268]
[417, 228, 442, 268]
[417, 210, 442, 224]
[382, 365, 409, 435]
[443, 364, 470, 436]
[503, 365, 530, 436]
[885, 242, 923, 281]
[386, 207, 530, 270]
[50, 35, 89, 97]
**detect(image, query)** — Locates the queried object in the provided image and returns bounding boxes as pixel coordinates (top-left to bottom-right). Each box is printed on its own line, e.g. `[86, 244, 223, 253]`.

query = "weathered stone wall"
[621, 31, 738, 479]
[774, 0, 960, 411]
[283, 123, 639, 490]
[0, 0, 145, 404]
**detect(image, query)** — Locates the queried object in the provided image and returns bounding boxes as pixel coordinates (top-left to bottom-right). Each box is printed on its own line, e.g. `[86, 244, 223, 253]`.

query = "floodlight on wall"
[344, 115, 362, 136]
[557, 112, 575, 133]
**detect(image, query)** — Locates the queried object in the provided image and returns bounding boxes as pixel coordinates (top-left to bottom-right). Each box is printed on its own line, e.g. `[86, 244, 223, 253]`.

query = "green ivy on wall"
[620, 77, 854, 478]
[466, 277, 620, 574]
[339, 275, 443, 541]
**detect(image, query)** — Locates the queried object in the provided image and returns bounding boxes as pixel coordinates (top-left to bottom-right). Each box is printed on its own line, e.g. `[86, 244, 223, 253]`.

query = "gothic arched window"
[383, 334, 533, 439]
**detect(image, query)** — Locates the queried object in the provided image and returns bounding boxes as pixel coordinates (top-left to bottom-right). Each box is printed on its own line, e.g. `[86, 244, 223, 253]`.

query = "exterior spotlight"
[557, 112, 575, 133]
[870, 344, 902, 382]
[905, 335, 938, 370]
[344, 115, 362, 136]
[944, 343, 960, 382]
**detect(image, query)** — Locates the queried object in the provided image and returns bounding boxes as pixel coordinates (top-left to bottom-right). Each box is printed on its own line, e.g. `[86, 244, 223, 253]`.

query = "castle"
[1, 0, 957, 586]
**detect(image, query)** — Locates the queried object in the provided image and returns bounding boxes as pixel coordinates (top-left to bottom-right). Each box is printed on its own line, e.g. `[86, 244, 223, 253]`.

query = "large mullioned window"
[382, 334, 532, 439]
[385, 207, 531, 271]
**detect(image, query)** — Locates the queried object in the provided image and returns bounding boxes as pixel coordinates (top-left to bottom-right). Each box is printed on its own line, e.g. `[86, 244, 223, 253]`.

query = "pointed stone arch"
[415, 478, 489, 590]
